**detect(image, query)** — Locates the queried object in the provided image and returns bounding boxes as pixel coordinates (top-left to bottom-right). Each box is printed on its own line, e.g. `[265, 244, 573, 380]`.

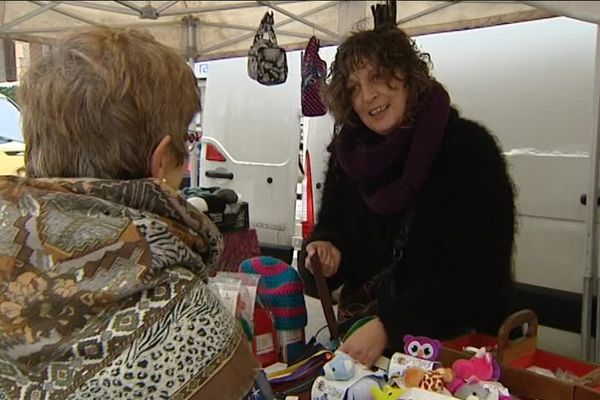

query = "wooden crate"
[503, 365, 576, 400]
[442, 310, 600, 400]
[499, 310, 600, 399]
[575, 385, 600, 400]
[441, 346, 573, 400]
[572, 366, 600, 399]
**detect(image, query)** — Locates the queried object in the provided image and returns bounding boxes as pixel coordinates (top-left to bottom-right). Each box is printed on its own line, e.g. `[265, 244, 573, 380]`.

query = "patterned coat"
[0, 176, 258, 400]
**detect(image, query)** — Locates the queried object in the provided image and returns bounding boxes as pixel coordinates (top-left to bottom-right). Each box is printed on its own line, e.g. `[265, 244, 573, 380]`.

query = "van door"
[300, 113, 335, 237]
[200, 53, 302, 253]
[414, 17, 595, 357]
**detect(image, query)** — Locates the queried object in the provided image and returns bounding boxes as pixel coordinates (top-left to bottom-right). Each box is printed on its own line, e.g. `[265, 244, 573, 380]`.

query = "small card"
[388, 353, 439, 379]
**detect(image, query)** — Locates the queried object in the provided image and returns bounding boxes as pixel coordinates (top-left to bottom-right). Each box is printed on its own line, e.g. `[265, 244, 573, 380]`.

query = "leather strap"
[309, 253, 339, 343]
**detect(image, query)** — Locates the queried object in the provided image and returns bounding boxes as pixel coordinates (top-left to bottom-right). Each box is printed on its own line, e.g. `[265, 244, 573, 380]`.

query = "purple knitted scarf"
[335, 82, 451, 215]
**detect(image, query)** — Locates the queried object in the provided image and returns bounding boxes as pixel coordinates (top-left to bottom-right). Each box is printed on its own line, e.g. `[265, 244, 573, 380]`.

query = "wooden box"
[442, 310, 600, 400]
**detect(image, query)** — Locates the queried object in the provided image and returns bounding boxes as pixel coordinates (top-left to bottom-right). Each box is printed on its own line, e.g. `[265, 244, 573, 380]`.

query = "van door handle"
[580, 194, 600, 206]
[205, 170, 234, 180]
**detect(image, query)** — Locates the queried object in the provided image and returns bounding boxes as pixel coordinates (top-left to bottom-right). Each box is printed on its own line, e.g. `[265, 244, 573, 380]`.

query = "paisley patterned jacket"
[0, 176, 258, 400]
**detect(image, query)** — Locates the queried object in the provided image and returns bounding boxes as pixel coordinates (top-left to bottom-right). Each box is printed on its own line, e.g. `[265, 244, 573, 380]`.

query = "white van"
[415, 17, 595, 358]
[200, 53, 303, 261]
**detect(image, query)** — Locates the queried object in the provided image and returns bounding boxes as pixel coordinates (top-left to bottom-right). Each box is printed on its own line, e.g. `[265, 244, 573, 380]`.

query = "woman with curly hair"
[299, 27, 518, 367]
[0, 27, 258, 399]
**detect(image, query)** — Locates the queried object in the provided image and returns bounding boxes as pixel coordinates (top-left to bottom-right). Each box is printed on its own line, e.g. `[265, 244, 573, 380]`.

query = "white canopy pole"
[184, 16, 200, 188]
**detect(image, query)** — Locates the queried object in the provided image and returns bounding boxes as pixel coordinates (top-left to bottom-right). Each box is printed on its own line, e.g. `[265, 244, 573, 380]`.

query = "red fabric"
[218, 229, 261, 272]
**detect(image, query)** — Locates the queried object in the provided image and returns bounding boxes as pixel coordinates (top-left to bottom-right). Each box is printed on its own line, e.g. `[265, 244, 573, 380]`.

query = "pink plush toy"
[452, 348, 494, 381]
[448, 348, 495, 393]
[447, 348, 510, 399]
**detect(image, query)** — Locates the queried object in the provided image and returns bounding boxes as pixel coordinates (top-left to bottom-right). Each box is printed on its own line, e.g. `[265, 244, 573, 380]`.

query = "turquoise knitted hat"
[239, 256, 307, 330]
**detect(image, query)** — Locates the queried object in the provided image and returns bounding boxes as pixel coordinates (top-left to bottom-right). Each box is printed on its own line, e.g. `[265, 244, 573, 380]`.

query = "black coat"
[299, 108, 518, 347]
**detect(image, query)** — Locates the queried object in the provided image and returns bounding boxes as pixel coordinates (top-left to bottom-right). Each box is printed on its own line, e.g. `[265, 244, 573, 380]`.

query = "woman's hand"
[305, 240, 341, 277]
[339, 317, 388, 368]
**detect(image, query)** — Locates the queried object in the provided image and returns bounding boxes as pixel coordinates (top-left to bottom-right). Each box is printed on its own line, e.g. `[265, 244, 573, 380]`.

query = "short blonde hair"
[20, 26, 199, 179]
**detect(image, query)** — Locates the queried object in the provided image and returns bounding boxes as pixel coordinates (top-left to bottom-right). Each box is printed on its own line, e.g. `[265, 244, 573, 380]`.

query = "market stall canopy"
[0, 1, 599, 62]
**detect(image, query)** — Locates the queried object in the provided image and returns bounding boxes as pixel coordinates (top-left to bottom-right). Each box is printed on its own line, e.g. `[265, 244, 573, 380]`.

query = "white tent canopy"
[3, 0, 600, 361]
[0, 1, 597, 61]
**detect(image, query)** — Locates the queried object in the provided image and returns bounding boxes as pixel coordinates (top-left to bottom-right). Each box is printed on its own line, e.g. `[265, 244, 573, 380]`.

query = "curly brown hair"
[325, 28, 433, 127]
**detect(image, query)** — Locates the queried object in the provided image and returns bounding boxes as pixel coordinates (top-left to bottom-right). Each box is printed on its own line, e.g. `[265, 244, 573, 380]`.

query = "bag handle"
[264, 12, 279, 46]
[309, 253, 340, 345]
[304, 36, 319, 60]
[496, 309, 538, 364]
[302, 36, 326, 84]
[252, 11, 275, 45]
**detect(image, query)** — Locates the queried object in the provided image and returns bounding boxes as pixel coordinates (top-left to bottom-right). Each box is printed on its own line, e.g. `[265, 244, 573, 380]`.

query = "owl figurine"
[403, 335, 442, 362]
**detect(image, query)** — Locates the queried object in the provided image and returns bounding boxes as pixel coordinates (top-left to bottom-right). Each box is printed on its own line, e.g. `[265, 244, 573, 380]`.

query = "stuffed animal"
[404, 367, 454, 393]
[403, 335, 442, 361]
[462, 346, 501, 381]
[453, 381, 511, 400]
[323, 352, 355, 381]
[404, 367, 427, 388]
[452, 349, 494, 382]
[453, 382, 491, 400]
[370, 384, 404, 400]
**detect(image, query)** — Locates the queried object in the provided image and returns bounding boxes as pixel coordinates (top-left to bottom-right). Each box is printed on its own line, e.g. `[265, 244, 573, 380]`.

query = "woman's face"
[347, 60, 408, 135]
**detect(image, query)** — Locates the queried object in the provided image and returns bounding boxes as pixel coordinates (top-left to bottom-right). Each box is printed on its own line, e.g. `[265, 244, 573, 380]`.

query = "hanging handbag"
[247, 11, 288, 86]
[301, 36, 328, 116]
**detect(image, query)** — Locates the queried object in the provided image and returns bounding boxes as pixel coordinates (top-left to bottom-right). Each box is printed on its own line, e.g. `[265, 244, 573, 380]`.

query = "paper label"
[255, 333, 274, 355]
[208, 276, 241, 316]
[388, 353, 438, 379]
[277, 329, 304, 345]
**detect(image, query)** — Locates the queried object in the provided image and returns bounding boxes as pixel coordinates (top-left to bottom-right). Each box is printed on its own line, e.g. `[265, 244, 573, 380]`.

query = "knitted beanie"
[239, 256, 307, 330]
